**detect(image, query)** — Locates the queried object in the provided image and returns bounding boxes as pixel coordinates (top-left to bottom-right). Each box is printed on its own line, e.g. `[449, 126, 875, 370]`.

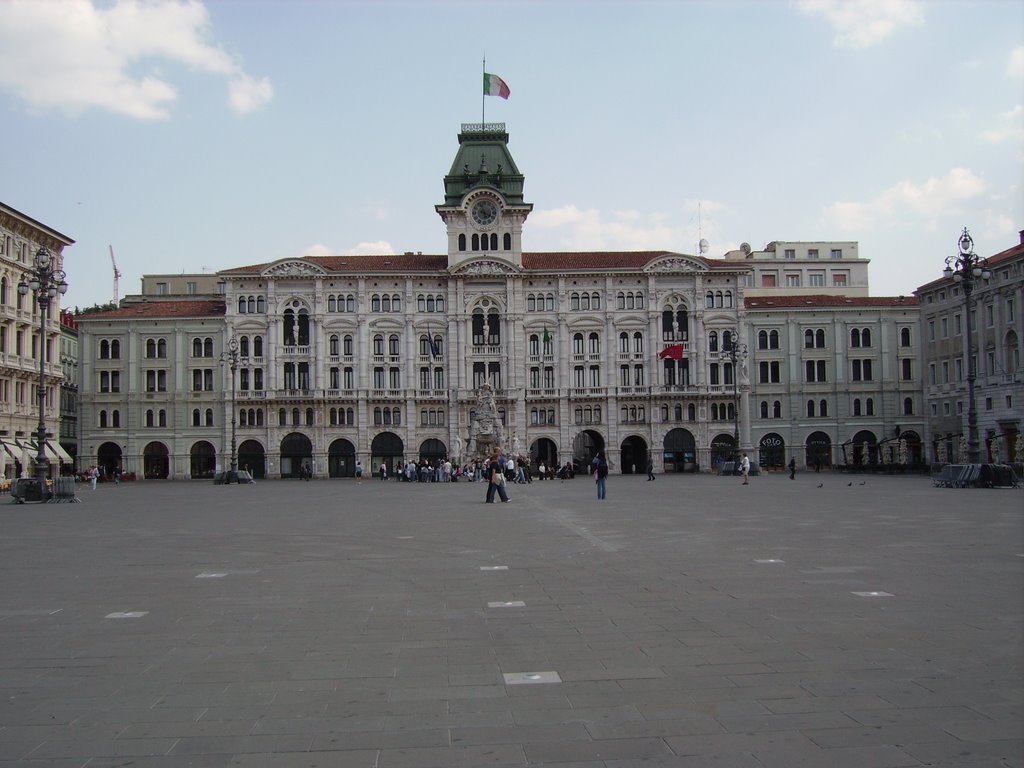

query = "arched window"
[146, 410, 155, 427]
[112, 410, 121, 428]
[816, 329, 826, 348]
[292, 408, 300, 425]
[306, 408, 314, 426]
[192, 408, 201, 426]
[709, 331, 719, 352]
[471, 234, 480, 251]
[573, 333, 584, 355]
[458, 233, 466, 251]
[903, 397, 914, 415]
[279, 408, 286, 425]
[328, 295, 337, 312]
[388, 334, 400, 356]
[865, 398, 874, 416]
[204, 338, 213, 357]
[758, 330, 769, 349]
[853, 398, 862, 416]
[373, 335, 384, 355]
[205, 408, 214, 426]
[330, 334, 339, 356]
[760, 401, 769, 418]
[247, 297, 256, 313]
[238, 297, 247, 314]
[99, 410, 108, 428]
[772, 401, 781, 418]
[253, 336, 263, 357]
[819, 399, 828, 417]
[807, 400, 815, 417]
[769, 330, 780, 349]
[688, 404, 696, 420]
[851, 328, 861, 347]
[705, 291, 714, 308]
[192, 338, 202, 357]
[724, 291, 733, 308]
[619, 332, 629, 354]
[804, 329, 814, 348]
[146, 338, 156, 358]
[862, 328, 871, 347]
[490, 233, 498, 250]
[900, 327, 912, 347]
[503, 233, 511, 250]
[256, 296, 265, 313]
[239, 336, 249, 357]
[588, 332, 600, 355]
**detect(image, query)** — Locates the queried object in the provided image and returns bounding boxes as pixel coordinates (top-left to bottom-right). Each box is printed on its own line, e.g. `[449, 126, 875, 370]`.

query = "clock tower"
[436, 123, 532, 271]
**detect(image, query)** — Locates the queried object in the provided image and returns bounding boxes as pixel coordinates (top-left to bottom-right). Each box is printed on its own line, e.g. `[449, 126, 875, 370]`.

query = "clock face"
[472, 199, 498, 227]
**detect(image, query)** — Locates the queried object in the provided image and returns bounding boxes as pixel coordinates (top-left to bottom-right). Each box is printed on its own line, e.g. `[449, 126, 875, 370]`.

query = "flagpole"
[481, 54, 485, 127]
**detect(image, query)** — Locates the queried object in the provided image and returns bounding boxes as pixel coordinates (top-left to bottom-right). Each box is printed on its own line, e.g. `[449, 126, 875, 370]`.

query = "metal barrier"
[51, 476, 81, 503]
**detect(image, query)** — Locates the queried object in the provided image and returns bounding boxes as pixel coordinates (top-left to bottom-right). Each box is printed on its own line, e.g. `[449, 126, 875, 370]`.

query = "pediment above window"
[451, 259, 519, 276]
[261, 260, 328, 278]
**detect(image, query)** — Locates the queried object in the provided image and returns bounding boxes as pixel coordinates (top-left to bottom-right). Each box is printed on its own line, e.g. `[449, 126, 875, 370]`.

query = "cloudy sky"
[0, 0, 1020, 310]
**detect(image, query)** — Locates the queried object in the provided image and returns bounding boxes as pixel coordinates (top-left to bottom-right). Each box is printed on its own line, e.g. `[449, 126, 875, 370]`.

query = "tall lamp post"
[722, 331, 748, 463]
[944, 227, 990, 464]
[220, 337, 240, 482]
[18, 247, 68, 498]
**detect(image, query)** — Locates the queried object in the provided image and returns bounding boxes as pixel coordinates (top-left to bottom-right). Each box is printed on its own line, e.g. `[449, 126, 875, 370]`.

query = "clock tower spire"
[436, 123, 532, 271]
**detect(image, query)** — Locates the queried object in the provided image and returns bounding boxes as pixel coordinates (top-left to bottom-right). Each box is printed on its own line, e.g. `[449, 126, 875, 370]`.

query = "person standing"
[379, 461, 388, 481]
[89, 465, 98, 490]
[788, 457, 796, 480]
[355, 460, 363, 484]
[485, 448, 509, 503]
[740, 452, 750, 485]
[646, 458, 656, 481]
[592, 451, 608, 500]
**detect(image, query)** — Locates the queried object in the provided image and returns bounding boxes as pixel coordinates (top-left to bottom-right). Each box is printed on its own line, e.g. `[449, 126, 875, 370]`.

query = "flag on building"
[542, 327, 552, 345]
[484, 72, 510, 99]
[658, 344, 685, 360]
[427, 332, 441, 359]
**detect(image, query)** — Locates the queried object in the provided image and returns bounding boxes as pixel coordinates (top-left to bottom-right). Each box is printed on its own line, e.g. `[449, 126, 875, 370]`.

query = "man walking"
[788, 457, 796, 480]
[646, 458, 656, 481]
[740, 453, 750, 485]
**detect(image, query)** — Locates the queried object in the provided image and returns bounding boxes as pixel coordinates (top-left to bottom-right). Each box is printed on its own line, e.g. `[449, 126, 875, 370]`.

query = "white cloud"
[530, 201, 727, 255]
[0, 0, 272, 120]
[301, 241, 396, 257]
[824, 168, 987, 230]
[796, 0, 924, 49]
[1009, 46, 1024, 78]
[980, 105, 1024, 144]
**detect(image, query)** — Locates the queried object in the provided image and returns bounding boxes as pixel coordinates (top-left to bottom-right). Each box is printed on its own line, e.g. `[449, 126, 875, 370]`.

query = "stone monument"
[466, 383, 504, 460]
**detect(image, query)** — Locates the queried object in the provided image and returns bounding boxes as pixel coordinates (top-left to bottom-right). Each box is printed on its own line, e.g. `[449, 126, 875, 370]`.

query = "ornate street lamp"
[722, 330, 748, 462]
[18, 247, 68, 499]
[943, 227, 990, 464]
[220, 337, 240, 482]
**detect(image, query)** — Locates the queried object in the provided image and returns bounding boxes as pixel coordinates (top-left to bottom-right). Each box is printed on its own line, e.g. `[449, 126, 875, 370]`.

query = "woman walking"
[592, 451, 608, 500]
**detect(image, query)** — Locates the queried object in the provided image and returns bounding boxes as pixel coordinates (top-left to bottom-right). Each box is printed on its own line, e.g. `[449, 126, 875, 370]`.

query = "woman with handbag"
[484, 448, 510, 503]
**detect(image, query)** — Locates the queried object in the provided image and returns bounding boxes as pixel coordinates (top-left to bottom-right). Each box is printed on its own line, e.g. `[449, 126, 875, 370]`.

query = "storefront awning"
[47, 440, 73, 466]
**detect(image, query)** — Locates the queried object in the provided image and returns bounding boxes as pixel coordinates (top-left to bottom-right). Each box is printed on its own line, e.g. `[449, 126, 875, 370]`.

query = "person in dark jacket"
[592, 451, 609, 500]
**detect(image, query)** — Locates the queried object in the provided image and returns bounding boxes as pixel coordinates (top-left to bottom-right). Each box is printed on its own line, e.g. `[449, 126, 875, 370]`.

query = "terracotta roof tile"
[745, 294, 919, 309]
[218, 251, 733, 275]
[76, 300, 226, 320]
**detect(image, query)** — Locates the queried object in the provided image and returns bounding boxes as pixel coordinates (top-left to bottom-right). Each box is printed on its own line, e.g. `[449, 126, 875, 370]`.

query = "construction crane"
[109, 245, 121, 304]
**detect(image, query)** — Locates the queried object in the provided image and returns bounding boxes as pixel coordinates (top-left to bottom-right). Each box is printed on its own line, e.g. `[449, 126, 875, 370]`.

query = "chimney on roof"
[1019, 230, 1023, 245]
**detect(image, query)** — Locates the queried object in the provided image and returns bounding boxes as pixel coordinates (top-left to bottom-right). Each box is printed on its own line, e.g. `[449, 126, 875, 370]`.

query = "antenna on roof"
[109, 245, 121, 304]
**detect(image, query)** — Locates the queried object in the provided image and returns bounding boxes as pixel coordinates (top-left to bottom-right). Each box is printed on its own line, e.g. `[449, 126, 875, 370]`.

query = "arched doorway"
[419, 438, 447, 465]
[619, 435, 647, 474]
[663, 428, 696, 473]
[238, 439, 266, 479]
[899, 430, 923, 466]
[97, 441, 123, 478]
[573, 429, 604, 473]
[847, 430, 877, 467]
[280, 432, 313, 478]
[143, 442, 169, 479]
[758, 433, 785, 470]
[710, 433, 735, 472]
[530, 437, 558, 474]
[190, 440, 216, 479]
[328, 438, 356, 477]
[371, 431, 404, 477]
[805, 431, 831, 470]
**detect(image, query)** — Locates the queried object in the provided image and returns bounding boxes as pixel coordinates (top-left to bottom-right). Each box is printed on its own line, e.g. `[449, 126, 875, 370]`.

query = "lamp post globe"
[17, 247, 68, 501]
[944, 228, 990, 465]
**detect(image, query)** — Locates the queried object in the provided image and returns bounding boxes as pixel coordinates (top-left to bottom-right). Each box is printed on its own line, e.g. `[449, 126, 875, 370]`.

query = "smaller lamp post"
[220, 337, 240, 482]
[722, 330, 748, 463]
[943, 228, 990, 464]
[18, 247, 68, 499]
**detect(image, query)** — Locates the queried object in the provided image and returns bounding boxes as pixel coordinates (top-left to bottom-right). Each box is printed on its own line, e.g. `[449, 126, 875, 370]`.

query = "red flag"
[658, 344, 685, 360]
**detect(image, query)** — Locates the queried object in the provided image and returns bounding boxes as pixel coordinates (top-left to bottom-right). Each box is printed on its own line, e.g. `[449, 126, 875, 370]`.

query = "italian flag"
[484, 72, 510, 99]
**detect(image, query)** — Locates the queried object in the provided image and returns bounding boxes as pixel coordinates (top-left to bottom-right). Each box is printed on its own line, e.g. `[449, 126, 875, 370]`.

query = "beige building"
[73, 124, 925, 479]
[0, 202, 76, 478]
[916, 231, 1023, 464]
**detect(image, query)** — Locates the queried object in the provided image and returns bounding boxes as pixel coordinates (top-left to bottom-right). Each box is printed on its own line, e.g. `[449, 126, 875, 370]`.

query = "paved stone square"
[1, 472, 1021, 767]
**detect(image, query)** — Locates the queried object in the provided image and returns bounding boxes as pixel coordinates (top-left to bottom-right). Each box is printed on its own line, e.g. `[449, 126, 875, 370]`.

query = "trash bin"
[11, 478, 47, 503]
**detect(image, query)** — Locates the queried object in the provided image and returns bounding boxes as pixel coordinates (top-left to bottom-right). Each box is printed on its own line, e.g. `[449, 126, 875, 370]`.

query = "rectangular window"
[784, 249, 795, 259]
[1007, 298, 1015, 323]
[186, 282, 197, 295]
[809, 273, 825, 287]
[785, 274, 801, 287]
[954, 313, 962, 335]
[761, 274, 777, 287]
[941, 317, 948, 337]
[156, 282, 168, 295]
[985, 304, 994, 327]
[832, 273, 848, 287]
[807, 249, 819, 259]
[942, 361, 949, 383]
[830, 248, 842, 259]
[943, 402, 950, 416]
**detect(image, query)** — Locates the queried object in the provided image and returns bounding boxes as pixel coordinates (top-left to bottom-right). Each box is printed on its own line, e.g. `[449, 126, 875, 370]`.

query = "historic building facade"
[916, 231, 1023, 464]
[74, 124, 927, 479]
[0, 202, 75, 478]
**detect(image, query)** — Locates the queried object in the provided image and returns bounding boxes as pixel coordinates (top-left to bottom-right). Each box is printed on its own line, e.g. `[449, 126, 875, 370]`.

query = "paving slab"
[0, 473, 1020, 766]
